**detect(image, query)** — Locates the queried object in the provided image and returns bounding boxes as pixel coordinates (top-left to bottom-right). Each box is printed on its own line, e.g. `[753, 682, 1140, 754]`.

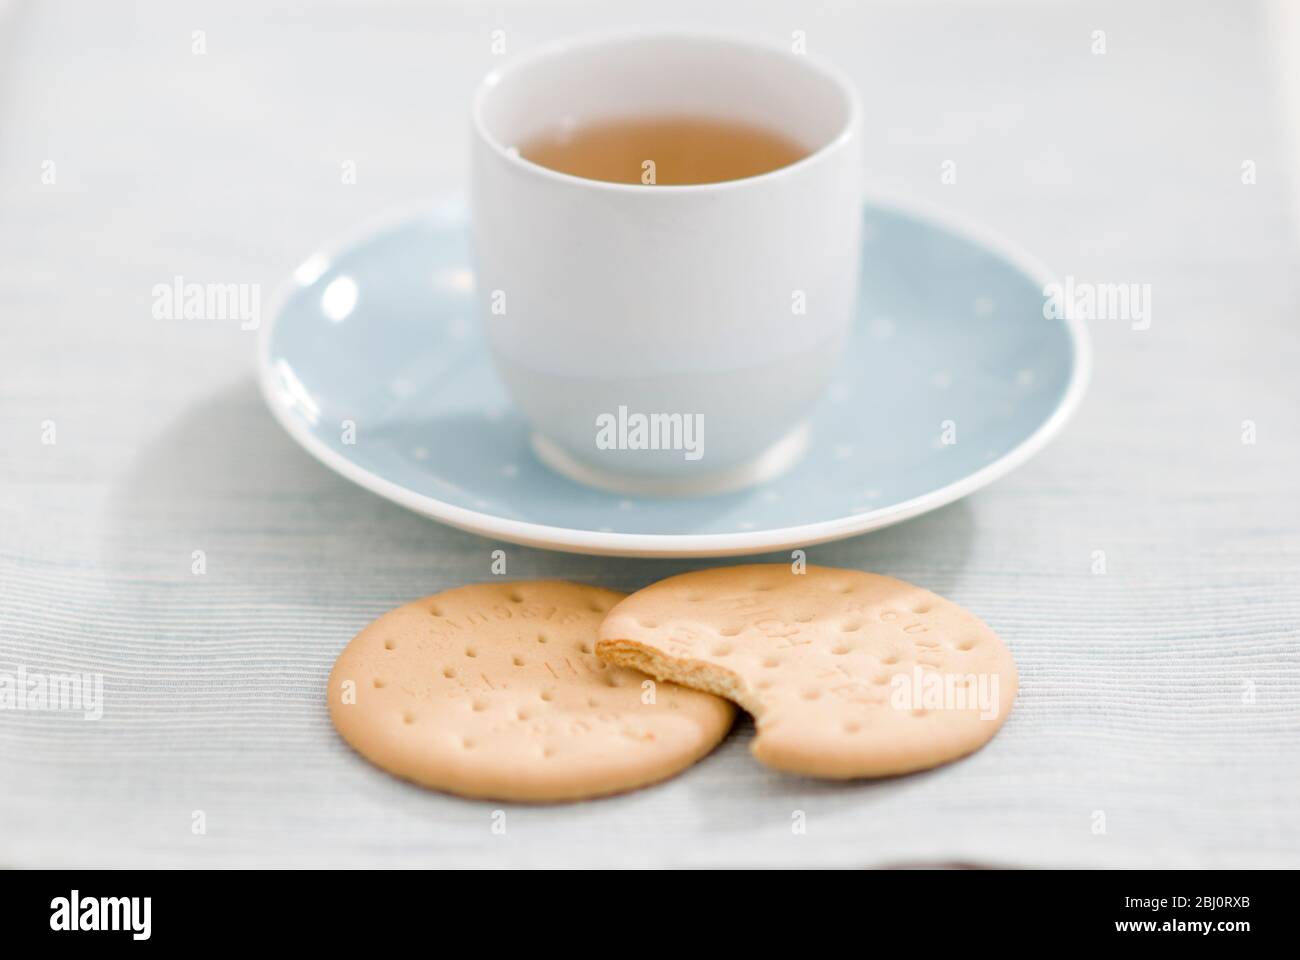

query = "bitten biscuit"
[597, 564, 1017, 779]
[328, 580, 735, 802]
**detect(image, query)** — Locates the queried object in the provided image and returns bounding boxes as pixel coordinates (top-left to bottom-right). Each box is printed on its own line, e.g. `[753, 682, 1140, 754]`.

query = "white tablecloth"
[2, 0, 1298, 867]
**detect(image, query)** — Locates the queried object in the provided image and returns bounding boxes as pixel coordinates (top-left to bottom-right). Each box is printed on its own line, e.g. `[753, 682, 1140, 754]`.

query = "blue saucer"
[258, 195, 1088, 557]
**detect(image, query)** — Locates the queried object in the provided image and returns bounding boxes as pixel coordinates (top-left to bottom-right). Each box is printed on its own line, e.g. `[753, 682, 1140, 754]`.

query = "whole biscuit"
[597, 564, 1017, 779]
[328, 580, 735, 802]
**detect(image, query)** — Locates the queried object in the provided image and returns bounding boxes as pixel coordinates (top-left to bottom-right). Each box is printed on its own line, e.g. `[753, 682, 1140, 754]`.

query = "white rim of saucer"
[256, 189, 1092, 559]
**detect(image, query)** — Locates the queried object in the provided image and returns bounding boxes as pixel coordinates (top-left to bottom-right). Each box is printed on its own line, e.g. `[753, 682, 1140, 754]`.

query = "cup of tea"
[471, 32, 862, 495]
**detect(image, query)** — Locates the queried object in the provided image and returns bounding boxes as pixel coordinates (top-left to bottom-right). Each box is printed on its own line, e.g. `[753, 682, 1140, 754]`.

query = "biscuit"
[597, 564, 1017, 779]
[328, 581, 735, 802]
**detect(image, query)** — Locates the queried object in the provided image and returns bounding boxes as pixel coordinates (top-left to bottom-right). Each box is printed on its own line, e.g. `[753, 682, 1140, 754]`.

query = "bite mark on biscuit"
[596, 564, 1018, 780]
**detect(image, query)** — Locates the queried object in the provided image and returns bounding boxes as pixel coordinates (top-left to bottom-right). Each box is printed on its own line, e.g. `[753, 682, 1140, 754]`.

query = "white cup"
[471, 32, 862, 495]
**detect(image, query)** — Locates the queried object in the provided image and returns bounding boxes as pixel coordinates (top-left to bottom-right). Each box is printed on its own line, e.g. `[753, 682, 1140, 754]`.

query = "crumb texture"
[597, 564, 1018, 779]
